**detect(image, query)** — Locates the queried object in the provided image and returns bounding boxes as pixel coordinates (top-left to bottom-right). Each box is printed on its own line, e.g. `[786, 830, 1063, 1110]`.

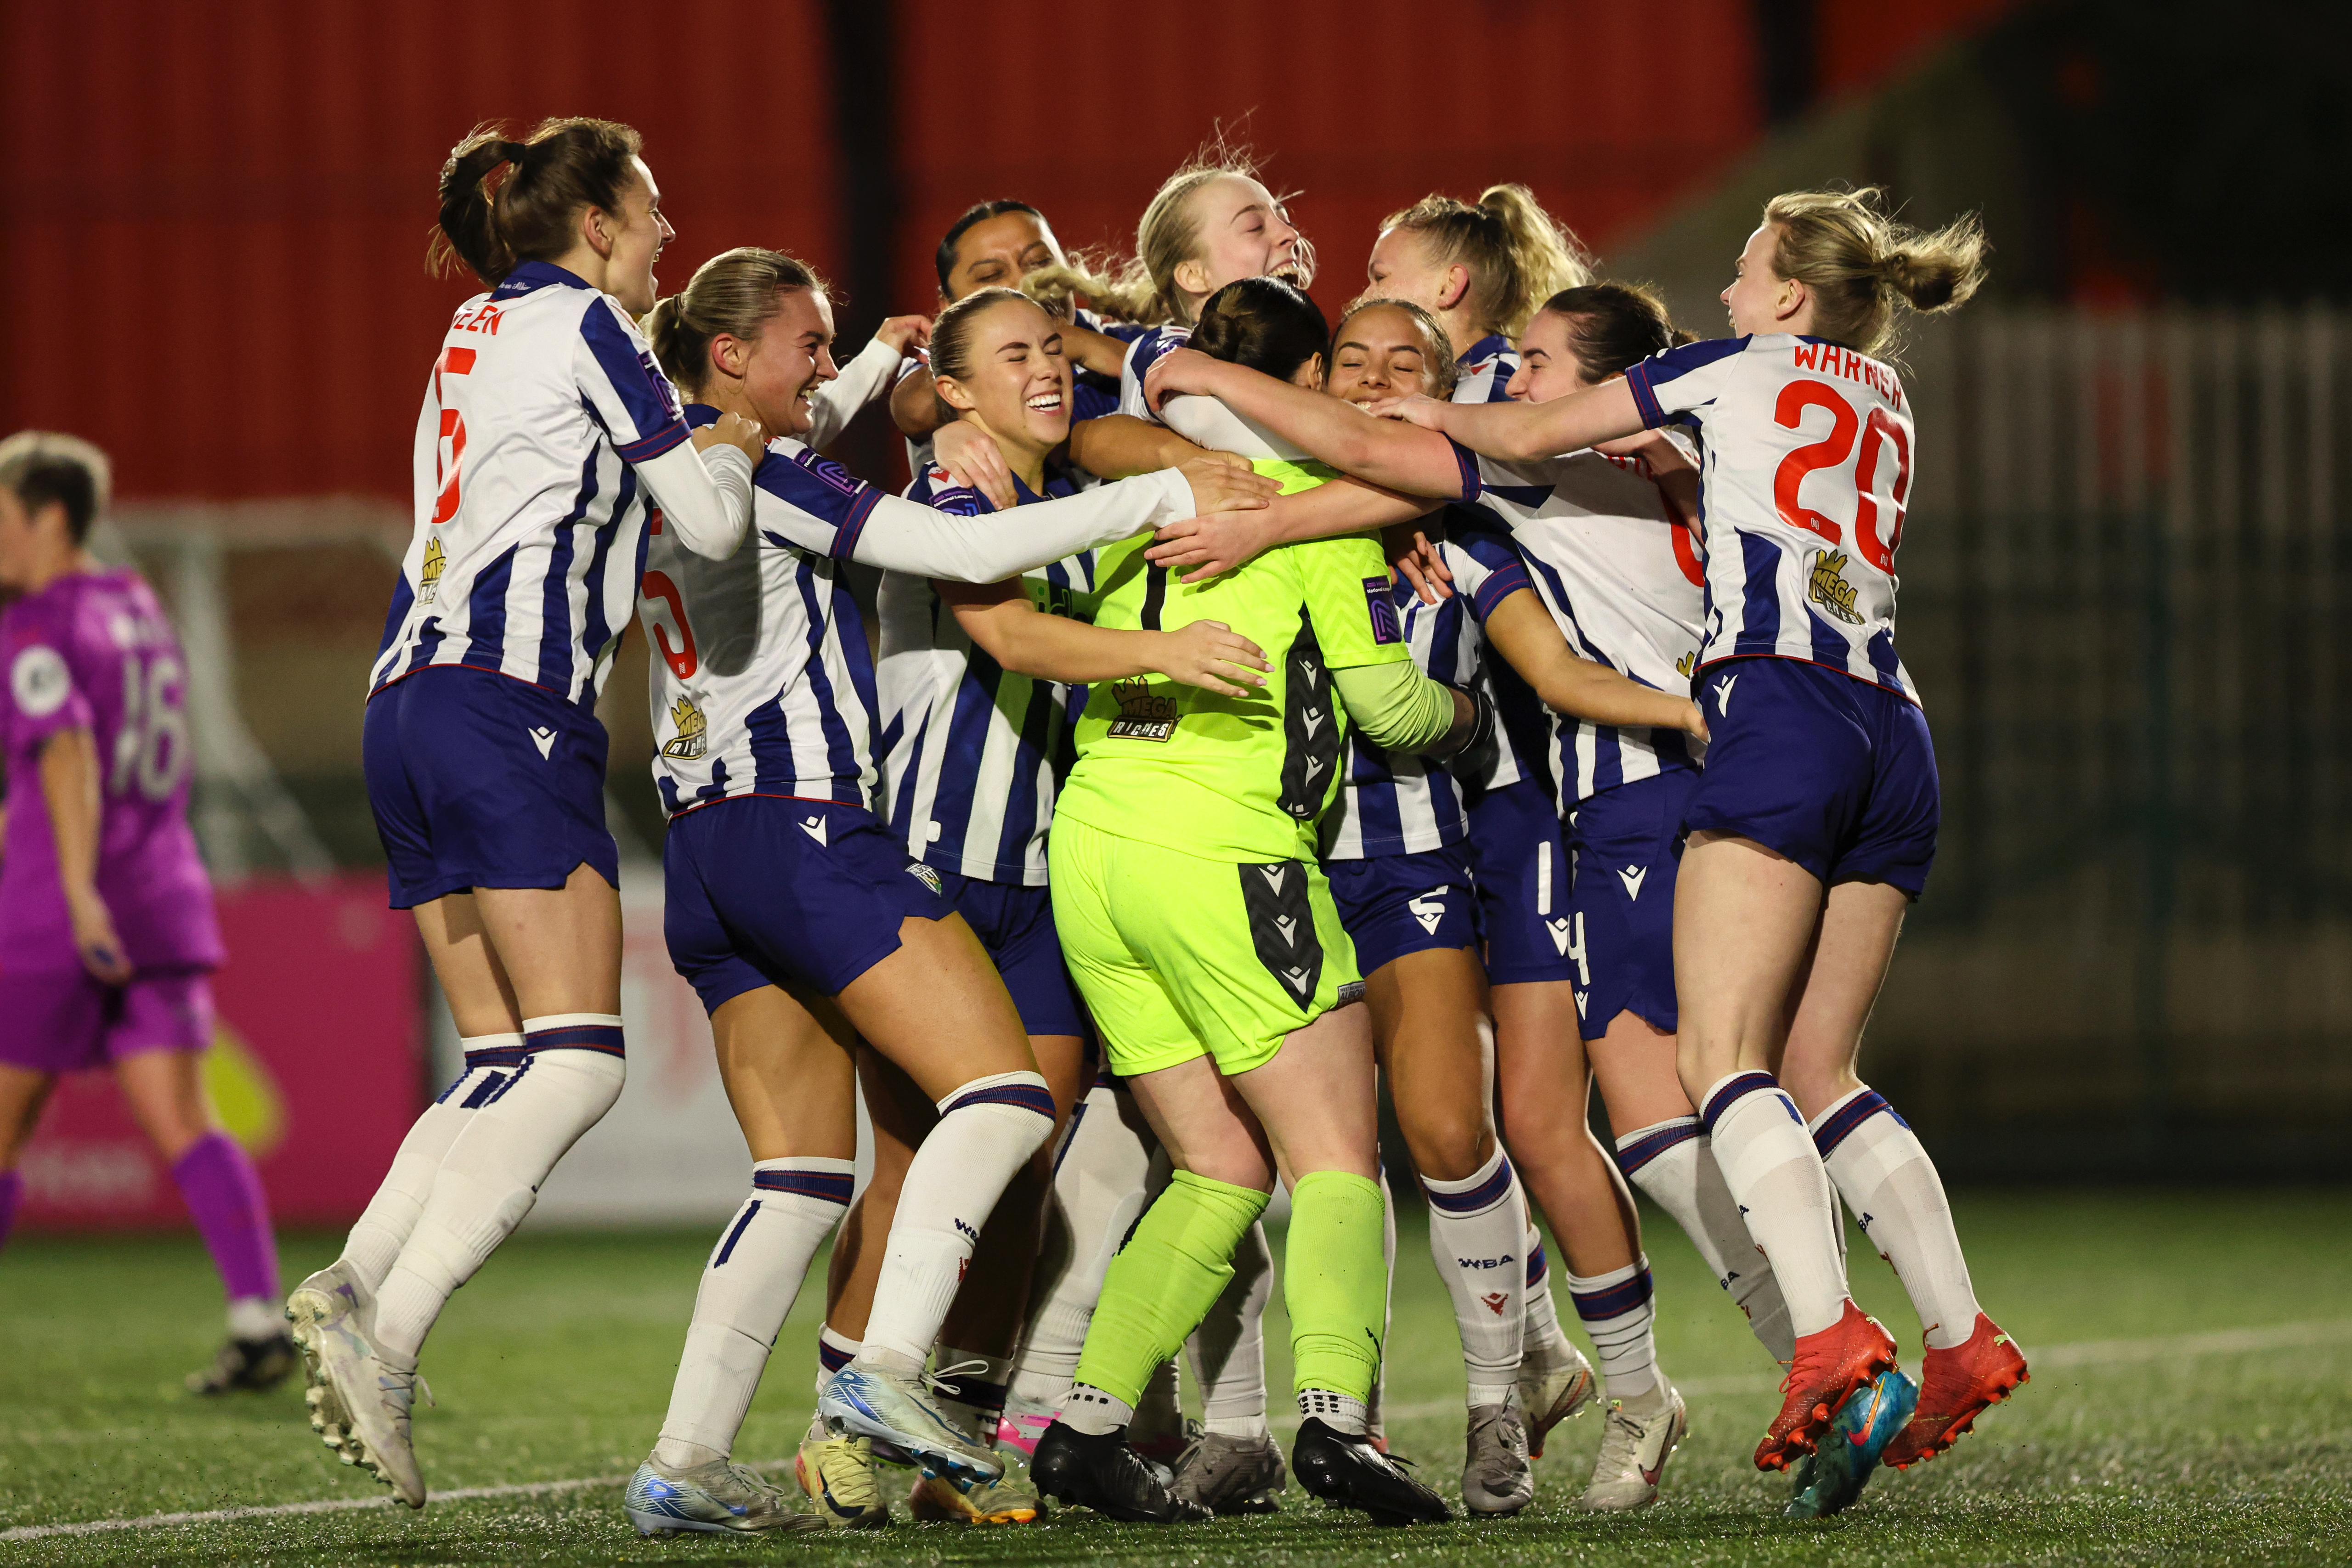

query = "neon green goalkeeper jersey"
[1055, 530, 1411, 863]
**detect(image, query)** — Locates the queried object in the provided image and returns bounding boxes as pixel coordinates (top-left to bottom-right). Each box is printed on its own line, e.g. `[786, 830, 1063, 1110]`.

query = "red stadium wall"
[14, 877, 422, 1230]
[0, 0, 2021, 505]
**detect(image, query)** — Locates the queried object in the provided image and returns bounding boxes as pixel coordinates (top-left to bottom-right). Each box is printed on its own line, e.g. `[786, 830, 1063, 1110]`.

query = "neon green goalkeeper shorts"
[1047, 814, 1363, 1078]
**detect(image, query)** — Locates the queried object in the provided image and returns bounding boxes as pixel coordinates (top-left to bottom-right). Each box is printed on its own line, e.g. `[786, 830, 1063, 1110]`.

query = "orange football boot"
[1754, 1301, 1898, 1472]
[1881, 1314, 2028, 1469]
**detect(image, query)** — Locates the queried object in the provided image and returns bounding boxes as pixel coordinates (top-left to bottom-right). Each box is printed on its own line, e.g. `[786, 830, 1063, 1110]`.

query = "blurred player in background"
[0, 432, 290, 1394]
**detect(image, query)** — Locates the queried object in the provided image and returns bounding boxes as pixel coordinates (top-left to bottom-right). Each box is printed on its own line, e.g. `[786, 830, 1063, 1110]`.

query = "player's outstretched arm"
[1329, 660, 1482, 758]
[1144, 475, 1436, 584]
[1064, 413, 1222, 480]
[37, 728, 130, 984]
[1481, 590, 1707, 739]
[1370, 379, 1646, 464]
[639, 414, 765, 559]
[1147, 349, 1467, 498]
[830, 458, 1277, 583]
[807, 316, 929, 448]
[943, 582, 1269, 699]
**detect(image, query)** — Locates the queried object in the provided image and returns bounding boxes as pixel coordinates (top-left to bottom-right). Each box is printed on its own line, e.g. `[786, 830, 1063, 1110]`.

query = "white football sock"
[341, 1033, 521, 1289]
[1299, 1387, 1370, 1437]
[1701, 1072, 1849, 1340]
[1420, 1145, 1527, 1409]
[227, 1297, 282, 1340]
[1132, 1357, 1186, 1450]
[815, 1324, 860, 1398]
[859, 1072, 1055, 1369]
[1186, 1220, 1272, 1438]
[1521, 1226, 1579, 1370]
[1616, 1116, 1796, 1365]
[654, 1158, 852, 1466]
[1006, 1079, 1158, 1416]
[1062, 1382, 1134, 1436]
[375, 1018, 627, 1367]
[1812, 1086, 1981, 1351]
[1568, 1258, 1660, 1399]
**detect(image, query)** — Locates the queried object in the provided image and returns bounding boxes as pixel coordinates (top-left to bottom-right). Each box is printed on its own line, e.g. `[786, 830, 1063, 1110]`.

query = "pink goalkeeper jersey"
[0, 568, 223, 974]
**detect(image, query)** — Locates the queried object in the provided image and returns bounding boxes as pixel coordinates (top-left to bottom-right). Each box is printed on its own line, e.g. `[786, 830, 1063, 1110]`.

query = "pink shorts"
[0, 967, 216, 1076]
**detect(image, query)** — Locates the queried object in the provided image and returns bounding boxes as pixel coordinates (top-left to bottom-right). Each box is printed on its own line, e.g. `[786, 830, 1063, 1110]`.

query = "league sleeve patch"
[792, 447, 868, 499]
[1363, 577, 1403, 646]
[9, 644, 71, 718]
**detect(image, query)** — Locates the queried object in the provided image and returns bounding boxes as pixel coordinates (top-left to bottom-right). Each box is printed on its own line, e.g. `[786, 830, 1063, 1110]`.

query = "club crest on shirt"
[418, 536, 447, 604]
[660, 695, 708, 760]
[907, 862, 944, 895]
[9, 645, 70, 718]
[1106, 677, 1178, 741]
[1807, 548, 1863, 626]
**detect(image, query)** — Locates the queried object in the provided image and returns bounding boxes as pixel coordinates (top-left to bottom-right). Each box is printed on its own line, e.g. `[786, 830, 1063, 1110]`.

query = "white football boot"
[1580, 1381, 1688, 1511]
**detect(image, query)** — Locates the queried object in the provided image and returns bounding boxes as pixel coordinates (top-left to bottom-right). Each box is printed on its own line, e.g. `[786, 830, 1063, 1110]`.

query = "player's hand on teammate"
[872, 315, 933, 358]
[68, 890, 132, 986]
[933, 422, 1018, 510]
[1385, 525, 1455, 605]
[691, 411, 768, 462]
[1678, 697, 1710, 743]
[1142, 346, 1227, 412]
[1147, 620, 1269, 699]
[1364, 393, 1449, 429]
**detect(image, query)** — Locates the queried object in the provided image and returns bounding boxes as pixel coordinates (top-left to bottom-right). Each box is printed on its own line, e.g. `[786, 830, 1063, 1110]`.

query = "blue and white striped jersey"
[876, 467, 1098, 885]
[901, 307, 1130, 480]
[1453, 333, 1521, 405]
[374, 261, 688, 709]
[1447, 335, 1548, 801]
[1452, 444, 1706, 807]
[1323, 531, 1532, 860]
[1117, 324, 1191, 426]
[1625, 334, 1918, 702]
[642, 410, 885, 818]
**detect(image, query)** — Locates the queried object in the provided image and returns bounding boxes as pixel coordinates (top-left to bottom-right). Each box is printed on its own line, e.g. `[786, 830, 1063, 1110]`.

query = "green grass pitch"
[3, 1191, 2347, 1565]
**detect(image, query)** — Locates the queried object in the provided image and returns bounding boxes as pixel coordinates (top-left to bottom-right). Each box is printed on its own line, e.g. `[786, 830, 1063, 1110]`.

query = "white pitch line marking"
[6, 1319, 2348, 1542]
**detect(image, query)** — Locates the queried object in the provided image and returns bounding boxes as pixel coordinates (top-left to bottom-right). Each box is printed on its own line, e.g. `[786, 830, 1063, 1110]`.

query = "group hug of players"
[0, 110, 2035, 1536]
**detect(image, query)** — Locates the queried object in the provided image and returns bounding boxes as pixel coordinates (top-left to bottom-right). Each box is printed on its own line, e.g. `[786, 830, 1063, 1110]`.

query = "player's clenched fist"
[691, 410, 767, 461]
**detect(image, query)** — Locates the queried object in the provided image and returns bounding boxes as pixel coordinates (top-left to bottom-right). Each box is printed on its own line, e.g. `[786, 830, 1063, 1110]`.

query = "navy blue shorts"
[1566, 770, 1694, 1041]
[932, 868, 1088, 1039]
[1685, 657, 1940, 896]
[1325, 845, 1482, 976]
[664, 796, 953, 1013]
[1464, 778, 1577, 985]
[364, 666, 619, 910]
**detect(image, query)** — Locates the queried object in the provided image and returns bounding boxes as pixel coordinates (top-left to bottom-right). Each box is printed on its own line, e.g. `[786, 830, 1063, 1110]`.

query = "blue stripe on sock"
[1615, 1119, 1701, 1175]
[818, 1337, 856, 1374]
[712, 1200, 762, 1267]
[1699, 1070, 1784, 1132]
[1525, 1240, 1549, 1290]
[942, 1082, 1056, 1119]
[752, 1168, 854, 1204]
[1570, 1269, 1656, 1323]
[524, 1023, 627, 1058]
[1812, 1089, 1902, 1157]
[1424, 1154, 1516, 1215]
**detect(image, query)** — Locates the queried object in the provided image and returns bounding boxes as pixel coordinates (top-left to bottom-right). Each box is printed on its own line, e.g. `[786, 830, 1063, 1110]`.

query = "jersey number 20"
[1771, 380, 1911, 572]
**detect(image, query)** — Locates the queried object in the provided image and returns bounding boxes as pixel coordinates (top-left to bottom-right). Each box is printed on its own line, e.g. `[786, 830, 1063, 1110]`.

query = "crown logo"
[1807, 548, 1863, 626]
[418, 536, 446, 603]
[661, 695, 709, 759]
[1106, 678, 1179, 742]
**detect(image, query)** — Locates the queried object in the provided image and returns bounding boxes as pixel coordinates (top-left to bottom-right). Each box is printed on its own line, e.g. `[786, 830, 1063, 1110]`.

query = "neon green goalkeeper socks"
[1286, 1169, 1389, 1403]
[1073, 1170, 1269, 1407]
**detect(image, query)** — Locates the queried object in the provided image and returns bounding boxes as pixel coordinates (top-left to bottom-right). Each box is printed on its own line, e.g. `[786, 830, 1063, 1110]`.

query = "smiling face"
[1504, 309, 1595, 403]
[934, 296, 1073, 459]
[724, 288, 837, 437]
[944, 209, 1066, 304]
[1723, 223, 1799, 338]
[1362, 227, 1458, 321]
[600, 157, 675, 316]
[1326, 304, 1445, 406]
[1174, 175, 1308, 308]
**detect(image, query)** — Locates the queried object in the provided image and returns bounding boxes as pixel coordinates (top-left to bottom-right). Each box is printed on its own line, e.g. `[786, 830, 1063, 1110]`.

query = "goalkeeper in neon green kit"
[1032, 279, 1481, 1526]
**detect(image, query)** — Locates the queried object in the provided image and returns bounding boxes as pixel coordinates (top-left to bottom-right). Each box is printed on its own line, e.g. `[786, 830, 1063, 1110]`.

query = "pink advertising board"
[15, 876, 422, 1230]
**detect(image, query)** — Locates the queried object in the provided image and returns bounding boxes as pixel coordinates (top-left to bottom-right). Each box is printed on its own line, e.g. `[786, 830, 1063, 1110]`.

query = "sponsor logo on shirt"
[1363, 576, 1402, 645]
[1808, 547, 1863, 626]
[418, 536, 447, 604]
[9, 645, 70, 718]
[660, 695, 708, 760]
[1107, 677, 1178, 741]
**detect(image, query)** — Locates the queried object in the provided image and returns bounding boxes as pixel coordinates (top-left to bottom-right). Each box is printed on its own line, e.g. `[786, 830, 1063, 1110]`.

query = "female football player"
[1373, 188, 2024, 1477]
[0, 434, 291, 1398]
[290, 118, 768, 1511]
[616, 249, 1274, 1537]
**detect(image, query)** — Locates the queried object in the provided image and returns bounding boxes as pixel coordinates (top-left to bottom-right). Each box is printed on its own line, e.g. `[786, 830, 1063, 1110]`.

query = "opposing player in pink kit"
[0, 431, 291, 1394]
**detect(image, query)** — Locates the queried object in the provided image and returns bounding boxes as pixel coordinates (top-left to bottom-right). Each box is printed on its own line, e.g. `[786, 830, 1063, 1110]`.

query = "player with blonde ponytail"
[1366, 184, 1594, 401]
[1374, 185, 2019, 1489]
